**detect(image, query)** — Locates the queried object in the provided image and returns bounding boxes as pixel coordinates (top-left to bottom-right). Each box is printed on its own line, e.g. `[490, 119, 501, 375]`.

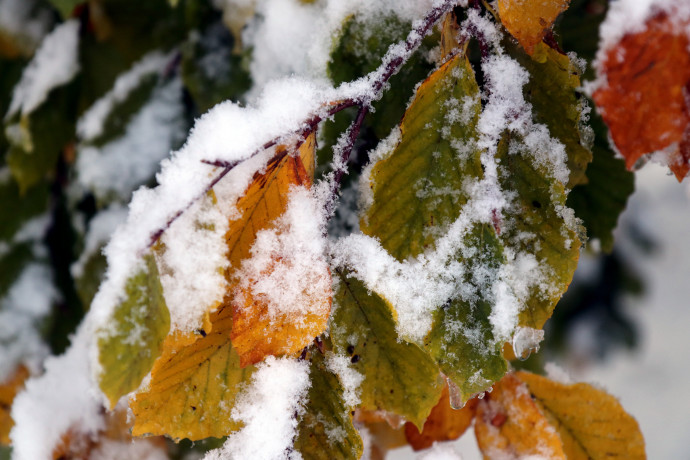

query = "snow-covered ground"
[394, 164, 690, 459]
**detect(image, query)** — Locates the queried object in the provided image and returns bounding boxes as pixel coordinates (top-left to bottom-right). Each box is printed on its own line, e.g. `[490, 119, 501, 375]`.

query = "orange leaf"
[593, 12, 690, 181]
[0, 365, 29, 445]
[404, 384, 478, 451]
[475, 373, 566, 459]
[226, 133, 331, 366]
[131, 304, 254, 440]
[354, 409, 407, 460]
[498, 0, 571, 54]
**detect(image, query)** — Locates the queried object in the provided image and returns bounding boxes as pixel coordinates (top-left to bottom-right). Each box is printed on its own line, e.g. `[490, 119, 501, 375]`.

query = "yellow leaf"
[131, 304, 255, 440]
[404, 384, 478, 451]
[0, 365, 29, 445]
[516, 371, 646, 460]
[497, 0, 571, 54]
[226, 133, 331, 366]
[475, 373, 566, 459]
[131, 134, 330, 439]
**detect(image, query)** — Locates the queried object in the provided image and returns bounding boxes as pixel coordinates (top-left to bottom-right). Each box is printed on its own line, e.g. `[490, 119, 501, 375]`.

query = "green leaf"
[509, 41, 593, 188]
[423, 225, 509, 401]
[496, 131, 582, 330]
[294, 349, 363, 460]
[567, 114, 634, 253]
[48, 0, 82, 19]
[331, 271, 444, 428]
[361, 54, 482, 260]
[5, 79, 80, 192]
[97, 253, 170, 408]
[0, 175, 49, 242]
[74, 248, 108, 309]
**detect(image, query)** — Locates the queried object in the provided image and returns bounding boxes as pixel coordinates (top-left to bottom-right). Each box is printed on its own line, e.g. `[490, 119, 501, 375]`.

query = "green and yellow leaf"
[97, 253, 170, 408]
[331, 271, 444, 428]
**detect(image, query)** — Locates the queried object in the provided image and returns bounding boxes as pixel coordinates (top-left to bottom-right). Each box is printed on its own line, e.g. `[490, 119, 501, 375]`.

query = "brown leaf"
[404, 384, 478, 451]
[498, 0, 571, 54]
[475, 373, 566, 459]
[516, 371, 645, 460]
[226, 133, 331, 366]
[593, 12, 690, 181]
[0, 365, 29, 445]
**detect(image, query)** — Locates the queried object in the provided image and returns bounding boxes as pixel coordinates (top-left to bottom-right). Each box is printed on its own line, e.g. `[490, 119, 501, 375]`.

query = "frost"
[325, 352, 364, 407]
[6, 20, 80, 118]
[204, 357, 311, 460]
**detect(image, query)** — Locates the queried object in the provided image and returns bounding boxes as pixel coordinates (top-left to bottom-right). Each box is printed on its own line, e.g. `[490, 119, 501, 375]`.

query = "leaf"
[0, 176, 49, 243]
[495, 131, 581, 331]
[331, 271, 444, 428]
[48, 0, 82, 19]
[5, 80, 79, 192]
[422, 225, 509, 402]
[0, 365, 29, 445]
[404, 384, 478, 451]
[97, 253, 170, 408]
[516, 371, 645, 460]
[294, 350, 363, 460]
[497, 0, 571, 55]
[475, 372, 566, 459]
[592, 12, 690, 181]
[361, 54, 482, 261]
[131, 304, 255, 440]
[228, 134, 331, 366]
[509, 41, 593, 188]
[354, 409, 408, 460]
[567, 116, 634, 252]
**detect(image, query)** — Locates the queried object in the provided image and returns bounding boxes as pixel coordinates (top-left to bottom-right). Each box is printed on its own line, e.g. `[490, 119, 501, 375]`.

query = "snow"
[0, 0, 53, 56]
[77, 52, 170, 142]
[90, 439, 168, 460]
[417, 443, 463, 460]
[76, 77, 186, 202]
[71, 205, 128, 280]
[204, 356, 311, 460]
[0, 263, 56, 380]
[325, 352, 364, 407]
[6, 20, 80, 118]
[10, 326, 105, 460]
[233, 186, 330, 326]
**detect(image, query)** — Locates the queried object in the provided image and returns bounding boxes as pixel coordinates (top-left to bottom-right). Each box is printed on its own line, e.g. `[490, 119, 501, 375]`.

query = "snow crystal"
[77, 51, 170, 142]
[6, 19, 80, 118]
[204, 356, 311, 460]
[325, 352, 364, 407]
[10, 326, 104, 460]
[234, 185, 330, 324]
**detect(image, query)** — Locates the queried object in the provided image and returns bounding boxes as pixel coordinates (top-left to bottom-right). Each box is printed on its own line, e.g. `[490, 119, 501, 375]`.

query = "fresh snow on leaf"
[6, 19, 80, 118]
[325, 352, 364, 407]
[204, 356, 311, 460]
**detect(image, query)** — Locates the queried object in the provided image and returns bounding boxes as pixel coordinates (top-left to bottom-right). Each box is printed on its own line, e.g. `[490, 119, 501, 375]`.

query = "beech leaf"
[475, 372, 567, 459]
[593, 12, 690, 181]
[97, 253, 170, 408]
[516, 371, 645, 460]
[331, 271, 445, 429]
[0, 365, 29, 445]
[497, 0, 571, 55]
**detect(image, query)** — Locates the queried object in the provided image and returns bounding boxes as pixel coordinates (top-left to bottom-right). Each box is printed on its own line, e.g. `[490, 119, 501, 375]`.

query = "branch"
[145, 0, 461, 248]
